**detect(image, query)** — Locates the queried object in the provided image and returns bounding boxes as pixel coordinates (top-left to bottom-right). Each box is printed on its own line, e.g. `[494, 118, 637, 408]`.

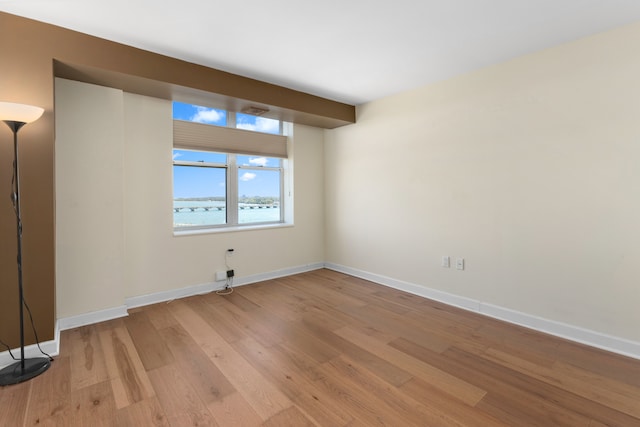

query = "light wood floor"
[1, 269, 639, 426]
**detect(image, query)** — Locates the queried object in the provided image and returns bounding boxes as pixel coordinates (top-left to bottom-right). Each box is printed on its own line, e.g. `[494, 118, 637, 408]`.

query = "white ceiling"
[3, 0, 640, 105]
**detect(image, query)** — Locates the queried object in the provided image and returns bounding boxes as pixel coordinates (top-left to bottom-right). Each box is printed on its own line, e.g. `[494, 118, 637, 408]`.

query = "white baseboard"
[479, 303, 640, 360]
[0, 323, 60, 370]
[325, 262, 640, 360]
[57, 305, 129, 332]
[125, 282, 219, 309]
[231, 262, 325, 287]
[124, 262, 325, 309]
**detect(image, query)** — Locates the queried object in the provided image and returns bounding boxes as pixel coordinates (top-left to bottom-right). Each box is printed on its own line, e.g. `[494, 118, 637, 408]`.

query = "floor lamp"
[0, 102, 50, 386]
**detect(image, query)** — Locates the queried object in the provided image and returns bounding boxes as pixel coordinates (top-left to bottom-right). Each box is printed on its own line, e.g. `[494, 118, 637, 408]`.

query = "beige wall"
[55, 79, 126, 317]
[56, 79, 325, 317]
[325, 23, 640, 343]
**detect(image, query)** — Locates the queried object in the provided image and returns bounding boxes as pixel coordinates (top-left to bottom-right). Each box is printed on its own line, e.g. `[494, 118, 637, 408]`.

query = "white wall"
[325, 22, 640, 344]
[55, 79, 126, 317]
[56, 79, 325, 318]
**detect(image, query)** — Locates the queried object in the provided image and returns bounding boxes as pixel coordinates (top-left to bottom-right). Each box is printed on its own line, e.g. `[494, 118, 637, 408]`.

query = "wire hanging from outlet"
[216, 249, 235, 295]
[216, 276, 233, 295]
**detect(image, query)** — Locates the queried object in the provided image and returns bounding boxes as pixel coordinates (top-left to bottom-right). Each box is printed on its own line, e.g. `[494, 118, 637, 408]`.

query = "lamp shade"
[0, 102, 44, 124]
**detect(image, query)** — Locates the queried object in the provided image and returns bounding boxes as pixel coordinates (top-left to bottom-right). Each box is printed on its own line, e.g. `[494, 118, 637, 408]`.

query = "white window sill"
[173, 222, 293, 237]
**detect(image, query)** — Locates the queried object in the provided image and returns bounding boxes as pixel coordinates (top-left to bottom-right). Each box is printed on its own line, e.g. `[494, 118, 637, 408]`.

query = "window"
[173, 101, 227, 127]
[172, 102, 288, 231]
[236, 113, 281, 134]
[173, 150, 228, 227]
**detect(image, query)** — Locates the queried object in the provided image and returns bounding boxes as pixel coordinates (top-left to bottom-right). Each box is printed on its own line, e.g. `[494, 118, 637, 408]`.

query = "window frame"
[236, 156, 284, 225]
[172, 149, 285, 232]
[173, 154, 229, 229]
[172, 103, 291, 233]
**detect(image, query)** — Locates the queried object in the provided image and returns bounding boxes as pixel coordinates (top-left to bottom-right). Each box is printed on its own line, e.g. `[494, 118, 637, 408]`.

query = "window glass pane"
[173, 165, 226, 227]
[237, 155, 281, 168]
[236, 113, 280, 135]
[238, 169, 281, 224]
[173, 149, 226, 164]
[173, 101, 227, 126]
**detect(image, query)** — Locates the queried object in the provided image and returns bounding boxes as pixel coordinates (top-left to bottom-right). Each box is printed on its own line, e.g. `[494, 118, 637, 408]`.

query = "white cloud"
[172, 152, 182, 160]
[239, 172, 257, 182]
[191, 107, 222, 124]
[236, 117, 280, 134]
[249, 157, 268, 167]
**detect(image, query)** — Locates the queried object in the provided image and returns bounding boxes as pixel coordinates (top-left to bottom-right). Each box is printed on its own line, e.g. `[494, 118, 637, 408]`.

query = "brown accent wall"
[0, 11, 355, 347]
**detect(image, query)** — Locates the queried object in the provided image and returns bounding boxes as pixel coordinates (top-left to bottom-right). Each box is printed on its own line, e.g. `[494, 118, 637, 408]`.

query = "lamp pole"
[0, 102, 50, 386]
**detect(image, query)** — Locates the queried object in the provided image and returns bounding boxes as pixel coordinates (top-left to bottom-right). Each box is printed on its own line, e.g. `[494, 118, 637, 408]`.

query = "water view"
[174, 198, 280, 227]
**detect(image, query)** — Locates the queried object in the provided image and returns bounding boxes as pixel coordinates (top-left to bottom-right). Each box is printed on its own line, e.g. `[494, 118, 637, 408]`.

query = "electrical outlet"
[456, 258, 465, 270]
[215, 271, 227, 281]
[442, 256, 450, 268]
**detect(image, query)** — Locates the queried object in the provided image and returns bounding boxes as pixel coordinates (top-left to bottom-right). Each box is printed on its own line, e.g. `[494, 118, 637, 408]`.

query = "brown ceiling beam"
[6, 11, 356, 128]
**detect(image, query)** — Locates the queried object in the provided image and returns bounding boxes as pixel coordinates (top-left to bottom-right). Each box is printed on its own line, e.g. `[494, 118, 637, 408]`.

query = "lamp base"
[0, 357, 51, 386]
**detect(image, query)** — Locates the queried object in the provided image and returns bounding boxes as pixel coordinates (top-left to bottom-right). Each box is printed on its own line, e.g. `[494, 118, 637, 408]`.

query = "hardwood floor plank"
[23, 355, 72, 426]
[391, 337, 639, 426]
[335, 325, 487, 405]
[69, 380, 117, 427]
[317, 275, 413, 316]
[326, 355, 479, 427]
[262, 405, 317, 427]
[0, 379, 30, 426]
[472, 321, 565, 363]
[306, 359, 413, 427]
[191, 297, 251, 344]
[148, 363, 219, 427]
[203, 296, 283, 348]
[158, 323, 236, 405]
[206, 392, 264, 427]
[98, 325, 155, 409]
[168, 299, 293, 420]
[124, 310, 174, 371]
[301, 317, 414, 387]
[115, 397, 170, 426]
[278, 274, 368, 310]
[218, 289, 262, 312]
[282, 325, 341, 364]
[242, 333, 414, 426]
[232, 336, 355, 426]
[225, 302, 341, 364]
[2, 269, 638, 426]
[337, 303, 453, 354]
[553, 341, 640, 388]
[66, 325, 110, 391]
[484, 347, 640, 418]
[301, 300, 367, 332]
[398, 376, 511, 427]
[237, 279, 310, 322]
[144, 302, 180, 331]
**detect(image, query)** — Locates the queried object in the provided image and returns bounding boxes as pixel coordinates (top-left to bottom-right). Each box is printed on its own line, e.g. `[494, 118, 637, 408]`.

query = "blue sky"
[173, 102, 281, 199]
[172, 101, 280, 133]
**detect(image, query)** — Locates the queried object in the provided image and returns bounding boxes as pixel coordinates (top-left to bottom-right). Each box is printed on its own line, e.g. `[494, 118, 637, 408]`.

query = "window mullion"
[227, 111, 236, 129]
[227, 154, 238, 225]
